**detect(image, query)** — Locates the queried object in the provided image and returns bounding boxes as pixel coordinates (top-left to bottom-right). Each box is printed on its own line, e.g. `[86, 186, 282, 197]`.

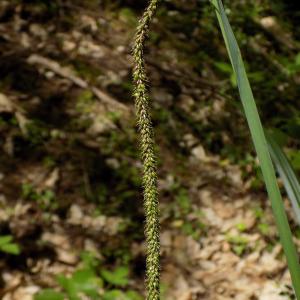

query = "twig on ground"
[27, 54, 131, 115]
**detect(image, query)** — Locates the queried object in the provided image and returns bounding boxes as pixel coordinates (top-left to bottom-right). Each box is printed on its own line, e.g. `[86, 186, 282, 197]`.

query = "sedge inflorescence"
[132, 0, 160, 299]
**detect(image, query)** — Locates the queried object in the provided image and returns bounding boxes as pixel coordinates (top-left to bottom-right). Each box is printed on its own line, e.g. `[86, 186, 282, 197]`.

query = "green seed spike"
[132, 1, 160, 300]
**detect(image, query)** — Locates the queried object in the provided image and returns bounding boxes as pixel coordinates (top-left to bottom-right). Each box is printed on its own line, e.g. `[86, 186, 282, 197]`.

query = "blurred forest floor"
[0, 0, 300, 299]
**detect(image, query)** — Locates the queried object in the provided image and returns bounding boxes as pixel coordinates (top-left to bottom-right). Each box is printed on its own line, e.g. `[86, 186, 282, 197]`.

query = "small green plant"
[226, 234, 249, 256]
[100, 265, 142, 299]
[253, 206, 271, 236]
[0, 235, 20, 255]
[35, 252, 142, 300]
[101, 266, 129, 287]
[236, 222, 247, 232]
[175, 188, 191, 216]
[258, 223, 270, 235]
[26, 120, 49, 145]
[169, 184, 205, 239]
[35, 268, 103, 300]
[214, 61, 237, 87]
[76, 90, 95, 113]
[284, 53, 300, 76]
[22, 183, 57, 210]
[35, 289, 64, 300]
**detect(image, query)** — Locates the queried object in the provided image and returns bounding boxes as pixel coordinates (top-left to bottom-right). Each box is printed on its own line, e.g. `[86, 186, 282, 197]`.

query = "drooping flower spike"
[132, 1, 161, 299]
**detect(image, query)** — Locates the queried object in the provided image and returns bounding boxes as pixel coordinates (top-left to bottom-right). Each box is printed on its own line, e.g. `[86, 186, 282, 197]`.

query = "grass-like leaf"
[267, 133, 300, 225]
[211, 0, 300, 297]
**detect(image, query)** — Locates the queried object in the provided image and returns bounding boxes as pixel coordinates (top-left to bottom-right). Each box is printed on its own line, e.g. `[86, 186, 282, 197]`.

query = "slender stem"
[132, 1, 160, 299]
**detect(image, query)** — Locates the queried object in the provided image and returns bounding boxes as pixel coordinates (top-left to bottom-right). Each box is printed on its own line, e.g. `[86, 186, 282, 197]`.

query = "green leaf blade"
[211, 0, 300, 297]
[267, 133, 300, 225]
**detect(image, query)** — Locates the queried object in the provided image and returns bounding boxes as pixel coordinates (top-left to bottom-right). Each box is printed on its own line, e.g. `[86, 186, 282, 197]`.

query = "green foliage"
[211, 0, 300, 297]
[253, 206, 264, 219]
[0, 235, 20, 255]
[165, 182, 205, 240]
[56, 268, 103, 300]
[103, 290, 143, 300]
[26, 121, 49, 146]
[214, 61, 237, 87]
[102, 129, 138, 159]
[35, 252, 142, 300]
[76, 90, 95, 113]
[80, 251, 100, 270]
[215, 61, 264, 89]
[289, 151, 300, 172]
[35, 268, 103, 300]
[258, 223, 270, 235]
[175, 188, 191, 214]
[267, 132, 300, 225]
[21, 183, 57, 210]
[253, 206, 271, 236]
[236, 223, 247, 232]
[106, 111, 123, 123]
[42, 156, 56, 168]
[226, 234, 249, 256]
[119, 8, 138, 28]
[284, 53, 300, 76]
[35, 289, 65, 300]
[101, 266, 129, 287]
